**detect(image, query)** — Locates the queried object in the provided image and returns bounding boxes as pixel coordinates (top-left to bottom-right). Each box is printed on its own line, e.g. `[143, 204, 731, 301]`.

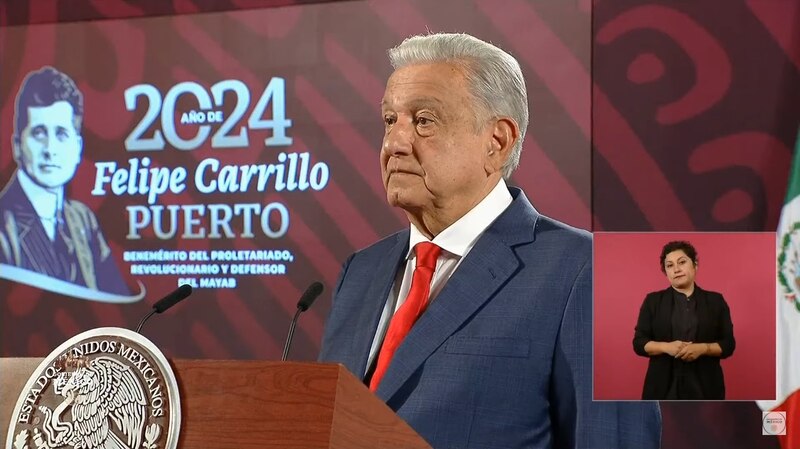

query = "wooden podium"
[0, 358, 431, 449]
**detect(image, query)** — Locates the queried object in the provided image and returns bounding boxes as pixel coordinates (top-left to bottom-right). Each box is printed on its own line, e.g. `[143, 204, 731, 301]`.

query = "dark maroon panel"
[0, 0, 342, 26]
[593, 0, 799, 233]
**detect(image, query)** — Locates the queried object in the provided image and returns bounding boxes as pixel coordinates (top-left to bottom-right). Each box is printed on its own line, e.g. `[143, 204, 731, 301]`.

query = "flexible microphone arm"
[135, 284, 193, 333]
[281, 282, 324, 361]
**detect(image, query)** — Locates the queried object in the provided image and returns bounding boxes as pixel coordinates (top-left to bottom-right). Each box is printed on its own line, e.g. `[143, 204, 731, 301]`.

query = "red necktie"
[369, 242, 442, 391]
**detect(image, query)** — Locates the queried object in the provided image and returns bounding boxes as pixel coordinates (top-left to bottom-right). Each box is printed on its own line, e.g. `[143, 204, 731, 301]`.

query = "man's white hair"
[388, 33, 529, 179]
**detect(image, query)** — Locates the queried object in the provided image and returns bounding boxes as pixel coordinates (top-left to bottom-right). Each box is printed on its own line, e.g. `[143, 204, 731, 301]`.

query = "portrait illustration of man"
[0, 66, 130, 297]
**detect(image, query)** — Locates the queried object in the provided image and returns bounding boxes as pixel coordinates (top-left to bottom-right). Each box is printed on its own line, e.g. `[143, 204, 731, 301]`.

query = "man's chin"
[32, 176, 69, 190]
[386, 190, 425, 211]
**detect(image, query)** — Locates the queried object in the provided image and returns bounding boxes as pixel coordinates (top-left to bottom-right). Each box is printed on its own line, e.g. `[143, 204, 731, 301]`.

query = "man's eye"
[383, 116, 396, 126]
[416, 117, 432, 126]
[31, 127, 47, 139]
[56, 128, 69, 140]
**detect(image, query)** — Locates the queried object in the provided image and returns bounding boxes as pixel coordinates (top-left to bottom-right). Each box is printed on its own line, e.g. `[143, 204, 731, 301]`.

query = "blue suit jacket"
[319, 188, 661, 449]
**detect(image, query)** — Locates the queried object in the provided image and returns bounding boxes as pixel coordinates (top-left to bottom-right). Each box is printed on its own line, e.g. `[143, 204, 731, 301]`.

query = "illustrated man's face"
[14, 101, 82, 190]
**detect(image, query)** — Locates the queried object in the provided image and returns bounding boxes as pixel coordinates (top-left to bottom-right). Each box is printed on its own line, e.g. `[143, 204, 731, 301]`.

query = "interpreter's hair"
[388, 33, 528, 179]
[659, 240, 698, 273]
[14, 66, 83, 140]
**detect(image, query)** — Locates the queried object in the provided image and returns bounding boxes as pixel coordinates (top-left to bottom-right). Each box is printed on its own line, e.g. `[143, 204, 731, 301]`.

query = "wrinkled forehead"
[383, 63, 470, 104]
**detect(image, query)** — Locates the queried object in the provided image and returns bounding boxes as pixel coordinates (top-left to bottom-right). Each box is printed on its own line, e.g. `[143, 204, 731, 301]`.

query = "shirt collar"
[407, 178, 513, 259]
[16, 169, 63, 219]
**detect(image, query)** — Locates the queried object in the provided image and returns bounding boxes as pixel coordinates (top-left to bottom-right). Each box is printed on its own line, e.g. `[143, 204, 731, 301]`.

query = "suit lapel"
[350, 232, 409, 378]
[375, 189, 537, 401]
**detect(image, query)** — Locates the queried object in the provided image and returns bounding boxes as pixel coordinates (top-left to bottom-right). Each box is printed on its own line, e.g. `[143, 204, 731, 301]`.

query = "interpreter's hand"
[662, 340, 689, 357]
[675, 343, 706, 362]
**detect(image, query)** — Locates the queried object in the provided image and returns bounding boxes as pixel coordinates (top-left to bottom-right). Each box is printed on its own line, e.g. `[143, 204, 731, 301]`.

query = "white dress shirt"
[366, 179, 513, 374]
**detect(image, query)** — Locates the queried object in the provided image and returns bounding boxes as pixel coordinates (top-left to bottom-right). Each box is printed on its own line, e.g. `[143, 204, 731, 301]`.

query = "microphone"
[135, 284, 193, 333]
[281, 282, 324, 361]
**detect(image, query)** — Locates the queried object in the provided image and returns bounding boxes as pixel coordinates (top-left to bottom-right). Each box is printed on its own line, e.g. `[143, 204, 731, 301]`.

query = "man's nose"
[383, 119, 414, 156]
[40, 133, 63, 157]
[39, 136, 55, 158]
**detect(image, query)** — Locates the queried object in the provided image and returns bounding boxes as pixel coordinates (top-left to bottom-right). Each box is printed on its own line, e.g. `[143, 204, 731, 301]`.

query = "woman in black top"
[633, 241, 735, 400]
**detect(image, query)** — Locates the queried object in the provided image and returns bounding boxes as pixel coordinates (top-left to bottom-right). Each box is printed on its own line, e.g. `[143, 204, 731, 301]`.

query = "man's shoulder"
[536, 215, 591, 242]
[530, 214, 592, 259]
[333, 230, 406, 290]
[351, 229, 407, 260]
[0, 177, 24, 209]
[504, 186, 591, 251]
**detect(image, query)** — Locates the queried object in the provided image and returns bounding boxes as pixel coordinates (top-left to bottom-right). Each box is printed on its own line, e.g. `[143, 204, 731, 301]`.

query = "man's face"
[380, 62, 498, 225]
[14, 101, 82, 190]
[664, 249, 697, 290]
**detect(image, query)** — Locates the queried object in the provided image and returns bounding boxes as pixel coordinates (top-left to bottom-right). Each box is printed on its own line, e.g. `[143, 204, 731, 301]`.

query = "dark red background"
[2, 1, 798, 448]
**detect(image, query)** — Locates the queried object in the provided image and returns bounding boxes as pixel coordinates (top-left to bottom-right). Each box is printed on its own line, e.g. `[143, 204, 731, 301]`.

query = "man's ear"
[485, 117, 519, 176]
[77, 135, 83, 158]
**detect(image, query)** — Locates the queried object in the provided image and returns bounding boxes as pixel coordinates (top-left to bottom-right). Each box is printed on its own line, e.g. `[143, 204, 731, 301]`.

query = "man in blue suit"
[319, 33, 661, 448]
